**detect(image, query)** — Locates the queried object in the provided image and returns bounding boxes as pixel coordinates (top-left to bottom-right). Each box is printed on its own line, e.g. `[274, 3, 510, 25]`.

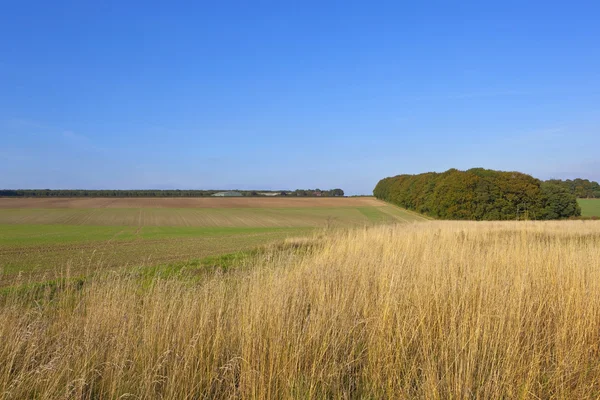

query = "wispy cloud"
[0, 150, 31, 163]
[62, 130, 88, 142]
[498, 127, 566, 146]
[443, 89, 531, 100]
[519, 127, 565, 140]
[61, 130, 106, 152]
[3, 117, 106, 153]
[2, 118, 53, 132]
[410, 89, 530, 102]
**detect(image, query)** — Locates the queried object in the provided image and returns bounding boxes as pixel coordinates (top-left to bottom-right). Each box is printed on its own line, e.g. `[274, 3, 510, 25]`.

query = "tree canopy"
[374, 168, 581, 220]
[544, 178, 600, 199]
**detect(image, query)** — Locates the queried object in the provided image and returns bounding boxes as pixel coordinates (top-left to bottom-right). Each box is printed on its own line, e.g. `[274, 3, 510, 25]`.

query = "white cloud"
[62, 130, 88, 142]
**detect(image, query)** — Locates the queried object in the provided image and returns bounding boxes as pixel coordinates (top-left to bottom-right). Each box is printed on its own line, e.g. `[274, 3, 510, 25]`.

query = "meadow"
[0, 197, 426, 286]
[1, 220, 600, 398]
[579, 198, 600, 217]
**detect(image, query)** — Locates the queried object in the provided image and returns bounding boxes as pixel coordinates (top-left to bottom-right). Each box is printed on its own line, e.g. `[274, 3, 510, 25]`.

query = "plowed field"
[0, 197, 427, 286]
[0, 196, 383, 209]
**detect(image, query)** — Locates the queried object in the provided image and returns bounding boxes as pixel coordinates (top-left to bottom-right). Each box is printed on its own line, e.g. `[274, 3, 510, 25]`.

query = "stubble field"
[0, 197, 427, 286]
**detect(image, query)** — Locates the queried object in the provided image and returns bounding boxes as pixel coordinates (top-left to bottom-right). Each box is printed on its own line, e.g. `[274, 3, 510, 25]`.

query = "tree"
[540, 182, 581, 219]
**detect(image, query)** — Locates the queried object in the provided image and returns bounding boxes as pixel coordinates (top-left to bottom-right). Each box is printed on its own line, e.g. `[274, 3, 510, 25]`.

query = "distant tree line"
[290, 189, 344, 197]
[0, 188, 345, 198]
[0, 190, 223, 197]
[373, 168, 581, 220]
[544, 178, 600, 199]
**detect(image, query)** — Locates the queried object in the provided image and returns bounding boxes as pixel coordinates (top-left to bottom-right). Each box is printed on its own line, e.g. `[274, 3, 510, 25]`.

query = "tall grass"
[1, 221, 600, 398]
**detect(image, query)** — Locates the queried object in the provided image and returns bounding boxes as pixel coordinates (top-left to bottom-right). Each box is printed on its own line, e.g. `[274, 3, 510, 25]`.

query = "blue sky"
[1, 1, 599, 195]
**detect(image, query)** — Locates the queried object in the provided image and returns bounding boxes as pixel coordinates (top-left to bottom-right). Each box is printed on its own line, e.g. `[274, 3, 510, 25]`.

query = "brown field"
[0, 197, 428, 228]
[0, 197, 427, 286]
[0, 196, 383, 209]
[0, 205, 426, 227]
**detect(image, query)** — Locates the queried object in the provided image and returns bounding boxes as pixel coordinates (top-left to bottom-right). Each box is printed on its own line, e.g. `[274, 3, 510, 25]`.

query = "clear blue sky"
[1, 1, 599, 195]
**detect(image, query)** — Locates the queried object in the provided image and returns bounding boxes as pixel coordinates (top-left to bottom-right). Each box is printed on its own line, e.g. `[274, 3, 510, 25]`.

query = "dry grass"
[1, 221, 600, 398]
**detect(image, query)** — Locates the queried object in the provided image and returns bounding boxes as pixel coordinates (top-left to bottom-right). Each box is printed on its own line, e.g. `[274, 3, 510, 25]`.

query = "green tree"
[540, 182, 581, 219]
[373, 168, 580, 220]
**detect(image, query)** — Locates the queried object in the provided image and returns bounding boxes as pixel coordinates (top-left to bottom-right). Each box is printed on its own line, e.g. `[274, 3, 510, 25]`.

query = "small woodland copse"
[374, 168, 581, 220]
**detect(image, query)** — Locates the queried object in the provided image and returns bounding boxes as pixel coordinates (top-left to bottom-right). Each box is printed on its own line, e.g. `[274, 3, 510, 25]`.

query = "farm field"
[0, 196, 386, 209]
[0, 197, 427, 286]
[579, 198, 600, 217]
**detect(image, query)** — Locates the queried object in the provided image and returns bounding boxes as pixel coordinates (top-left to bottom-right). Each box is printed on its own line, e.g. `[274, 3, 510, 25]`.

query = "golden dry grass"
[1, 221, 600, 398]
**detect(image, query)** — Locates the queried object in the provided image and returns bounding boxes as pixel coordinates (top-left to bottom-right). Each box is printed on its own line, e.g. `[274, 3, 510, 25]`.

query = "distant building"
[212, 191, 243, 197]
[258, 191, 290, 197]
